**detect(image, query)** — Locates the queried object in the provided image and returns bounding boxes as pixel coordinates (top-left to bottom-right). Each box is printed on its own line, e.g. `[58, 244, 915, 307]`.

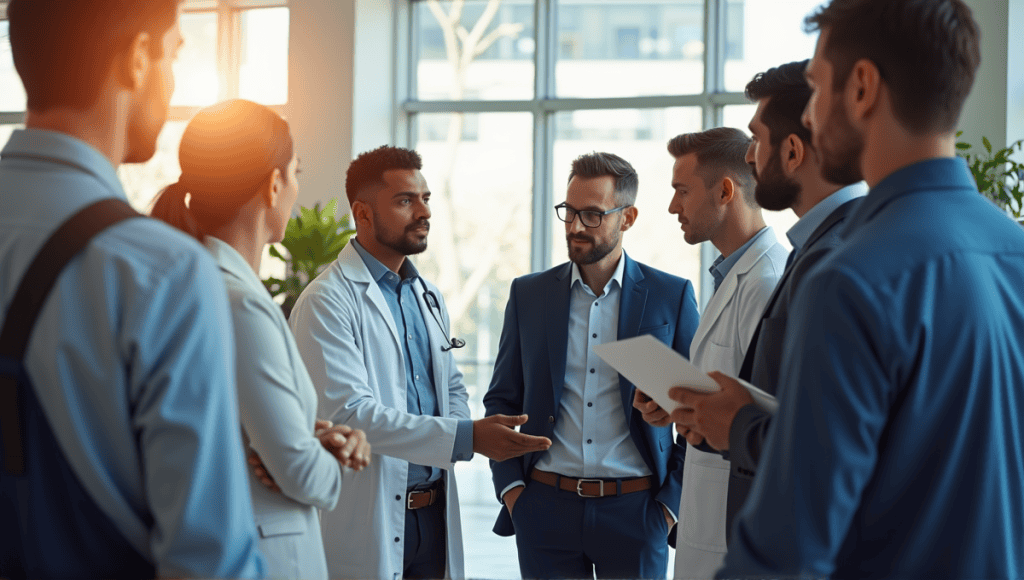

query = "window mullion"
[218, 1, 241, 100]
[531, 0, 556, 273]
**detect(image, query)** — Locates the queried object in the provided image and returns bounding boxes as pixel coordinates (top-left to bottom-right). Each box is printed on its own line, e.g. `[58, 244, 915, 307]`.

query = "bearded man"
[483, 151, 700, 580]
[661, 59, 867, 556]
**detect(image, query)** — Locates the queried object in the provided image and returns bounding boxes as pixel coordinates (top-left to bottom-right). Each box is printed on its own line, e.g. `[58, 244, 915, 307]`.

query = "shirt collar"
[570, 250, 627, 296]
[1, 128, 128, 201]
[845, 157, 977, 234]
[786, 181, 869, 254]
[351, 237, 420, 286]
[710, 226, 770, 292]
[203, 235, 268, 296]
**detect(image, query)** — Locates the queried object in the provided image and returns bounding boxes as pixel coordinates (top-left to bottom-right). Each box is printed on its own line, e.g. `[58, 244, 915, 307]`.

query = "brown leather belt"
[406, 483, 442, 510]
[530, 468, 652, 498]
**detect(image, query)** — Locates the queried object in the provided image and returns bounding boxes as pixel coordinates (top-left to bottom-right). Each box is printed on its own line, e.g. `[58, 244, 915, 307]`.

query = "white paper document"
[592, 334, 777, 414]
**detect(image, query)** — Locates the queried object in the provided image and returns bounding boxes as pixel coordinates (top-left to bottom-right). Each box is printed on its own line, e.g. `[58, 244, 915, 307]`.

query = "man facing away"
[719, 0, 1024, 577]
[484, 152, 700, 580]
[0, 1, 264, 577]
[636, 127, 788, 579]
[289, 145, 551, 580]
[669, 60, 866, 538]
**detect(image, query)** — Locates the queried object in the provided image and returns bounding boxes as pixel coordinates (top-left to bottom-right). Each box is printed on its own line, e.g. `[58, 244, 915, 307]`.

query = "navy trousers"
[403, 487, 447, 580]
[510, 479, 669, 580]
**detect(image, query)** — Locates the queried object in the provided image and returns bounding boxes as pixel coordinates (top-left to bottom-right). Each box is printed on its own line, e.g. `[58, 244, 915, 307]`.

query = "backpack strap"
[1, 198, 141, 475]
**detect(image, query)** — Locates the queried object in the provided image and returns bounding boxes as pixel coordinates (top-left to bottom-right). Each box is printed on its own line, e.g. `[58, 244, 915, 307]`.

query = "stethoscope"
[418, 278, 466, 352]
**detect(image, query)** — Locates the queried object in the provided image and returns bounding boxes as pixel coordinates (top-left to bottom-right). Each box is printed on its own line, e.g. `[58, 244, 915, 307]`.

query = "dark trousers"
[510, 479, 669, 579]
[403, 488, 447, 580]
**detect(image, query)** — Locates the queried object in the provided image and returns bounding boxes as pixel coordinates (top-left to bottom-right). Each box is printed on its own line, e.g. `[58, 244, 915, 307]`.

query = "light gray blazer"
[206, 237, 342, 580]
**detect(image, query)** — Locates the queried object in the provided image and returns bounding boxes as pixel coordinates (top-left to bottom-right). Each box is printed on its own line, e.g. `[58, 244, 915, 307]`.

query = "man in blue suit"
[484, 152, 700, 579]
[715, 0, 1024, 578]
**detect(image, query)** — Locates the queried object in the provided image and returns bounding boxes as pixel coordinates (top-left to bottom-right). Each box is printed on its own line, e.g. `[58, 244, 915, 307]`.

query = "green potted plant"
[264, 200, 356, 318]
[956, 132, 1024, 223]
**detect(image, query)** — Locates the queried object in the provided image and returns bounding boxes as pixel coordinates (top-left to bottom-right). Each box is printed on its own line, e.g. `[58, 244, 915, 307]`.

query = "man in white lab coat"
[635, 127, 787, 579]
[289, 145, 551, 580]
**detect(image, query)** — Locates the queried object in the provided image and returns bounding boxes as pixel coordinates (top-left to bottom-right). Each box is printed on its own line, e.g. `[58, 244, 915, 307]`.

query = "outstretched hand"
[473, 414, 552, 462]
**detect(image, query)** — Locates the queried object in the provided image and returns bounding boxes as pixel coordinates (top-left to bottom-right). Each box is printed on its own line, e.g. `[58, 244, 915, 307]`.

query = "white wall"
[288, 0, 396, 216]
[959, 0, 1023, 150]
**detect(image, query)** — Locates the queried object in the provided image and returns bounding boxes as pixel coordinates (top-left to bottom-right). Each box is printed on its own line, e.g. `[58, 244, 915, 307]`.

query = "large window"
[118, 1, 291, 211]
[401, 1, 822, 577]
[0, 1, 290, 212]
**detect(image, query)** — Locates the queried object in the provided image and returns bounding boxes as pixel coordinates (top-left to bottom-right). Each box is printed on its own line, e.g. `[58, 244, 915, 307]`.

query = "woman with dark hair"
[152, 99, 369, 580]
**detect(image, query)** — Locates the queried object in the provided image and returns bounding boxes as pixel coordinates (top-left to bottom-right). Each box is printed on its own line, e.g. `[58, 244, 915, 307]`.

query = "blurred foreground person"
[0, 1, 264, 577]
[719, 0, 1024, 577]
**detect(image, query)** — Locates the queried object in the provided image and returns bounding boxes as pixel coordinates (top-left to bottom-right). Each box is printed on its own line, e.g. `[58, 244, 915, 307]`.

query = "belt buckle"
[576, 478, 604, 498]
[407, 490, 420, 510]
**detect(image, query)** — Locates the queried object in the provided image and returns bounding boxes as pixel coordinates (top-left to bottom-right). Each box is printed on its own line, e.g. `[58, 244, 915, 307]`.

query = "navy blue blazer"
[723, 197, 861, 540]
[483, 254, 700, 536]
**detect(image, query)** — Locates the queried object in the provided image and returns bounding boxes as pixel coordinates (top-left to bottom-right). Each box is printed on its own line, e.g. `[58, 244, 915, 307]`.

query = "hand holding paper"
[669, 372, 755, 451]
[591, 335, 776, 414]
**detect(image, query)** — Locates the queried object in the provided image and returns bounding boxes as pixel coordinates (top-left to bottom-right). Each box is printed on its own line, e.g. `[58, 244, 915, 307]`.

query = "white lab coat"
[290, 241, 470, 580]
[675, 227, 788, 580]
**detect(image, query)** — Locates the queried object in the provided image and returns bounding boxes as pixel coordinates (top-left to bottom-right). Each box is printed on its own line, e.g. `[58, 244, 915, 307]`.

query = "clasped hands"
[631, 371, 753, 451]
[248, 419, 371, 493]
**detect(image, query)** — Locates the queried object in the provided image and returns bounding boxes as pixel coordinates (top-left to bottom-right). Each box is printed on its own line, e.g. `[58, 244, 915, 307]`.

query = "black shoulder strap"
[1, 197, 141, 475]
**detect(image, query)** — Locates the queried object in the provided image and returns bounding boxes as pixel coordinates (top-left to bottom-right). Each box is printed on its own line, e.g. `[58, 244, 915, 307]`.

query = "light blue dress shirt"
[785, 182, 868, 257]
[720, 157, 1024, 579]
[351, 239, 473, 489]
[0, 128, 264, 578]
[533, 254, 650, 479]
[709, 227, 771, 292]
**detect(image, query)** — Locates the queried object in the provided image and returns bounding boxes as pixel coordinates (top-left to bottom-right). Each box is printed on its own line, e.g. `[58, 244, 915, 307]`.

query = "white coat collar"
[691, 227, 781, 351]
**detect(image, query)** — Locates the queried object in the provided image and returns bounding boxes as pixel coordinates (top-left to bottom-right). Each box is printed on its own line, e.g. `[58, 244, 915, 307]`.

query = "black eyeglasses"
[554, 202, 630, 228]
[420, 282, 466, 351]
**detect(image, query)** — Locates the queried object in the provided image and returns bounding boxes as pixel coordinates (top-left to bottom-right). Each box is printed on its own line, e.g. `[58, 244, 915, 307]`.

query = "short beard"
[754, 149, 802, 212]
[377, 219, 429, 256]
[566, 231, 618, 265]
[819, 95, 864, 185]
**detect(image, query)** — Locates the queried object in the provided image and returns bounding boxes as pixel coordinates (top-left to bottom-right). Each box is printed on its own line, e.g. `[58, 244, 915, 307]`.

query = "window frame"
[396, 0, 751, 303]
[0, 0, 289, 124]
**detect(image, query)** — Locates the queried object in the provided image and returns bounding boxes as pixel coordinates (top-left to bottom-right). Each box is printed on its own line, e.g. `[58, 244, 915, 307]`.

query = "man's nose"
[567, 213, 586, 234]
[416, 199, 431, 220]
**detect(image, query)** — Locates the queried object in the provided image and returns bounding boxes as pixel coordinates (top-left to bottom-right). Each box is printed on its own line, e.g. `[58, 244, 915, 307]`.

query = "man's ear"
[117, 32, 153, 91]
[621, 205, 638, 231]
[719, 176, 736, 206]
[846, 58, 882, 123]
[351, 198, 372, 229]
[782, 134, 806, 175]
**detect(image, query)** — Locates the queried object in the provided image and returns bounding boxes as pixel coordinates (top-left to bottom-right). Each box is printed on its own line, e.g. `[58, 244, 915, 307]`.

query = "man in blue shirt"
[0, 1, 264, 578]
[484, 152, 700, 579]
[290, 145, 551, 580]
[715, 0, 1024, 578]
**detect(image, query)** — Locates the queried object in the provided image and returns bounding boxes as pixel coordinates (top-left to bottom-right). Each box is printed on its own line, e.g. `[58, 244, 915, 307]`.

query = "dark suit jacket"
[483, 255, 700, 537]
[725, 197, 863, 535]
